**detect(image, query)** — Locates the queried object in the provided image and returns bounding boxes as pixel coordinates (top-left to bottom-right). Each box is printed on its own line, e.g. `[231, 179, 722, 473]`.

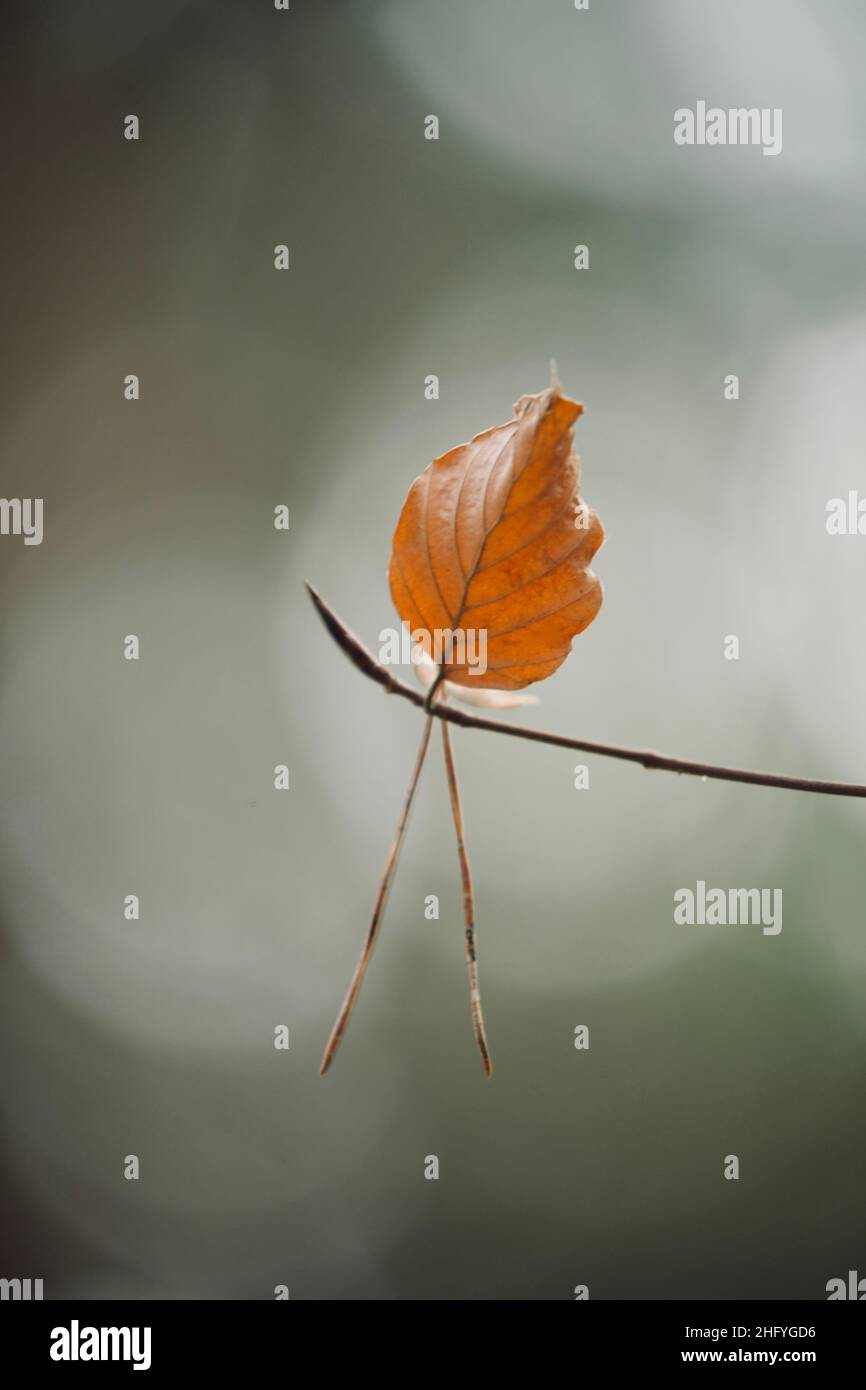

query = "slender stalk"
[305, 583, 866, 800]
[440, 718, 493, 1076]
[424, 667, 446, 711]
[319, 714, 434, 1075]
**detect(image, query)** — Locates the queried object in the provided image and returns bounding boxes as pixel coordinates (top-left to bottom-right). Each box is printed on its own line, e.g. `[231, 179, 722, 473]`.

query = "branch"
[305, 583, 866, 801]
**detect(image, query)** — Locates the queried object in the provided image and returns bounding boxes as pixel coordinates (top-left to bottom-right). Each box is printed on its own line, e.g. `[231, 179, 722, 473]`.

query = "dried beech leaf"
[389, 384, 604, 691]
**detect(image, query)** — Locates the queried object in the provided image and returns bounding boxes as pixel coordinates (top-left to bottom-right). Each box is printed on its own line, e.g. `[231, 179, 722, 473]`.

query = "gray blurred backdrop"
[1, 0, 865, 1300]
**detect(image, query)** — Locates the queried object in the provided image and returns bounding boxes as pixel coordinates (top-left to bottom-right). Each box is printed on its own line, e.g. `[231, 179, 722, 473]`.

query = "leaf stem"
[319, 714, 434, 1075]
[440, 718, 493, 1077]
[424, 667, 446, 711]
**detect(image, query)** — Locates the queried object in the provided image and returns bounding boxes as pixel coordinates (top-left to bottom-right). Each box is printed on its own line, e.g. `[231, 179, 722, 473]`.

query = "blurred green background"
[1, 0, 865, 1299]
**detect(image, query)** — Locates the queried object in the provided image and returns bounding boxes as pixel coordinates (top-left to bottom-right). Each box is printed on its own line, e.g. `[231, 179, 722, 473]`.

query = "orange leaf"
[389, 384, 604, 690]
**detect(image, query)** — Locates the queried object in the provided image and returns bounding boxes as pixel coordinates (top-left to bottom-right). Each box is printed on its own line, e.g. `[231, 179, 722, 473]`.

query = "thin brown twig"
[305, 582, 866, 801]
[439, 716, 493, 1077]
[319, 713, 434, 1075]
